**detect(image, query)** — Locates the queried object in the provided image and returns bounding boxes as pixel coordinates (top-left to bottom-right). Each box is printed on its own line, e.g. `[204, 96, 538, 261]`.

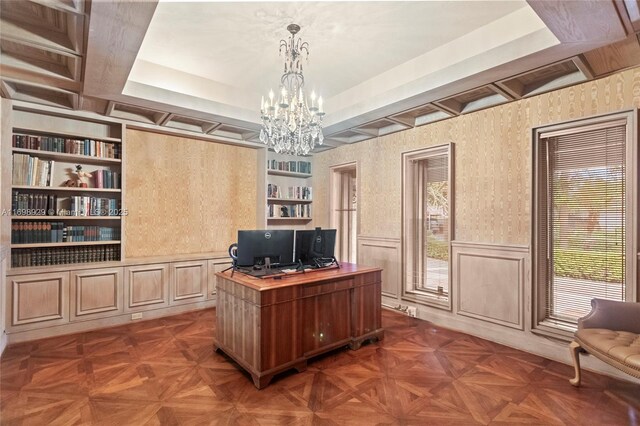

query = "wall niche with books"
[265, 151, 313, 229]
[3, 104, 125, 269]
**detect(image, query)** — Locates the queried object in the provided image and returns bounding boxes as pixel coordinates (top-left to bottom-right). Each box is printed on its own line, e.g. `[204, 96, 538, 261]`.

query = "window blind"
[419, 154, 449, 294]
[545, 125, 626, 324]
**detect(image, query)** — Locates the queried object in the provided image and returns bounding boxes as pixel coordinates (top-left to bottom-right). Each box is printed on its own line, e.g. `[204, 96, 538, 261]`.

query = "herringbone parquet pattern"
[1, 309, 638, 425]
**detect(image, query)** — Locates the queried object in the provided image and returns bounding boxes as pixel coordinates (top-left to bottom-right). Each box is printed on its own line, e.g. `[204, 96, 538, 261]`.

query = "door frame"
[329, 161, 359, 263]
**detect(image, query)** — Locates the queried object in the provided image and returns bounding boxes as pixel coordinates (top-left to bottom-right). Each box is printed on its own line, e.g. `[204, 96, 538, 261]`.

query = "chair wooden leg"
[569, 340, 582, 387]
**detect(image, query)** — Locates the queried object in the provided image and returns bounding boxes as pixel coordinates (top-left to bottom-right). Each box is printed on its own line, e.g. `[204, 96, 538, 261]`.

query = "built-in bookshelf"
[265, 153, 313, 226]
[5, 106, 125, 269]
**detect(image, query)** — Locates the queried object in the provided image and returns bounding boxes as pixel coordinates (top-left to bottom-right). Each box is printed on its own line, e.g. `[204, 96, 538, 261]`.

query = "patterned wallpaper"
[124, 130, 257, 257]
[313, 67, 640, 245]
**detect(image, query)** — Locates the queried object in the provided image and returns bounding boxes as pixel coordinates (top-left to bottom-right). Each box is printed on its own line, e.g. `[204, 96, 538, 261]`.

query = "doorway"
[330, 162, 357, 263]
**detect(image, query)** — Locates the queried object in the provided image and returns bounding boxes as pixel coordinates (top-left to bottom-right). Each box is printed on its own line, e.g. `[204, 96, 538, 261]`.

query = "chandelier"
[259, 24, 324, 156]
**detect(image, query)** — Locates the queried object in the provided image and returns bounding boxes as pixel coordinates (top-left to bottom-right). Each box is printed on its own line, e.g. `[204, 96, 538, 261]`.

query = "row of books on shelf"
[267, 160, 311, 174]
[12, 154, 54, 187]
[92, 169, 121, 189]
[11, 153, 121, 189]
[12, 192, 120, 217]
[267, 184, 312, 200]
[12, 245, 121, 268]
[12, 222, 120, 244]
[268, 204, 312, 218]
[70, 196, 120, 216]
[13, 134, 121, 159]
[12, 192, 58, 216]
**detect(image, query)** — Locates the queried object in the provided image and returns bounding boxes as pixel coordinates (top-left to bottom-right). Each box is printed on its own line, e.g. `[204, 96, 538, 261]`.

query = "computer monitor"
[295, 228, 337, 264]
[236, 230, 294, 267]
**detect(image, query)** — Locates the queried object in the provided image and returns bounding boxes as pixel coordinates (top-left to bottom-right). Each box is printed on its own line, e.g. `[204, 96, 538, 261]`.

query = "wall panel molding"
[358, 236, 400, 298]
[124, 263, 169, 312]
[70, 267, 123, 321]
[9, 272, 69, 330]
[452, 241, 529, 330]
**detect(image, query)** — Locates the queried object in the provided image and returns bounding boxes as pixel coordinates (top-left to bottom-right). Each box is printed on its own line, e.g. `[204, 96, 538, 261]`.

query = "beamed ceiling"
[1, 0, 640, 151]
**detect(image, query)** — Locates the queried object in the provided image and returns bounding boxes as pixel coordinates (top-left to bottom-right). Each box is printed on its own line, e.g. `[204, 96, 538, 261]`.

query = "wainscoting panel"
[8, 271, 69, 330]
[453, 241, 528, 330]
[70, 267, 123, 321]
[358, 236, 401, 298]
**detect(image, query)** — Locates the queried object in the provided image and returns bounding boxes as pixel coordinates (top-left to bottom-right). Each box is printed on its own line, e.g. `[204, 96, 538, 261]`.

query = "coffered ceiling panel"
[164, 115, 220, 134]
[389, 104, 452, 127]
[435, 85, 511, 115]
[1, 79, 77, 109]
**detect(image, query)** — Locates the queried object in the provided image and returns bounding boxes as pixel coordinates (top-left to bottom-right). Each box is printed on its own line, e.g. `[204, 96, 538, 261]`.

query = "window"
[534, 112, 635, 334]
[402, 144, 453, 308]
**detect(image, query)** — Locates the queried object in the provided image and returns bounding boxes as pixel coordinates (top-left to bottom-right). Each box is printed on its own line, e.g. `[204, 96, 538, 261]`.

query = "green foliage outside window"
[426, 234, 449, 261]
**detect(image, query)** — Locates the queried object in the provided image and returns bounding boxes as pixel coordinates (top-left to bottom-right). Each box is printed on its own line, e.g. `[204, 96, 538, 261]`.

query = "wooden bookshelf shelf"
[7, 107, 125, 269]
[13, 128, 122, 143]
[267, 198, 312, 204]
[264, 156, 313, 228]
[267, 170, 312, 178]
[11, 216, 122, 220]
[12, 148, 122, 165]
[12, 185, 121, 193]
[11, 241, 121, 248]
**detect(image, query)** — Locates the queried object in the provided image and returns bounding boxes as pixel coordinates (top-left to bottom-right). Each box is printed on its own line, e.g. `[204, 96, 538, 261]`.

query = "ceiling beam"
[527, 0, 628, 43]
[83, 0, 158, 97]
[205, 123, 222, 134]
[156, 112, 173, 126]
[385, 115, 415, 128]
[105, 100, 115, 116]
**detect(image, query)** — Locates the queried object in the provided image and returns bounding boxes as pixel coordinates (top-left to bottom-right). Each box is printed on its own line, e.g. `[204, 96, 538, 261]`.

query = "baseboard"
[5, 299, 217, 346]
[0, 331, 7, 358]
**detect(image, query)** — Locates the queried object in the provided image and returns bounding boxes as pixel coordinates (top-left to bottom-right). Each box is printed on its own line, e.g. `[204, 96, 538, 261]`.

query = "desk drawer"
[302, 278, 353, 297]
[354, 271, 381, 287]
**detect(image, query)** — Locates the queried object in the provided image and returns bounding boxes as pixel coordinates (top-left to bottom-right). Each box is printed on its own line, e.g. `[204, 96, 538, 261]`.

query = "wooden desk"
[214, 263, 384, 388]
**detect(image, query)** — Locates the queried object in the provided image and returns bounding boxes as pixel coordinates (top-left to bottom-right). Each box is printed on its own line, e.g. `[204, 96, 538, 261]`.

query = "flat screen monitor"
[295, 228, 337, 264]
[236, 230, 294, 267]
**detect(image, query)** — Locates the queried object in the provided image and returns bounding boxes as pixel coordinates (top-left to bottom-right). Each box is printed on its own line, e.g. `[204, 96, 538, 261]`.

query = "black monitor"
[236, 230, 294, 267]
[295, 228, 337, 264]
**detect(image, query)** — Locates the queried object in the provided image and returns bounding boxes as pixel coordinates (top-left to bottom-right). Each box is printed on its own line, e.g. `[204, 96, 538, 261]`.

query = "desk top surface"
[216, 262, 382, 291]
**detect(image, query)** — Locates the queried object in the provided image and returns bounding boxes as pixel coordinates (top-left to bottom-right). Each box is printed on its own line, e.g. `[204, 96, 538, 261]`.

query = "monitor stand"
[312, 256, 340, 269]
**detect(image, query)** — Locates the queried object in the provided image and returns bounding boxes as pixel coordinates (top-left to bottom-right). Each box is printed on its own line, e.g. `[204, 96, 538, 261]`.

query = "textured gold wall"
[313, 67, 640, 245]
[124, 129, 257, 257]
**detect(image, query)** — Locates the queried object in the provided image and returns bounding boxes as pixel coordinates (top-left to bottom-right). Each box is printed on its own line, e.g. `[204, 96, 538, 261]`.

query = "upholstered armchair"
[569, 298, 640, 386]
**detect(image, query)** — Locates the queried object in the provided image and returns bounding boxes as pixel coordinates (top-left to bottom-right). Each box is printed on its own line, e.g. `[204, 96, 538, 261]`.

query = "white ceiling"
[124, 0, 558, 133]
[135, 1, 527, 97]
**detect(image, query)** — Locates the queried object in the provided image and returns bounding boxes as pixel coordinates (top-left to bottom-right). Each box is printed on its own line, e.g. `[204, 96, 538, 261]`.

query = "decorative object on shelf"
[75, 165, 92, 188]
[260, 24, 325, 156]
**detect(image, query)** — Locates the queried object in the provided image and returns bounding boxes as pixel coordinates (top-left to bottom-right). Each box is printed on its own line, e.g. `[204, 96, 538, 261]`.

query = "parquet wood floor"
[1, 309, 638, 425]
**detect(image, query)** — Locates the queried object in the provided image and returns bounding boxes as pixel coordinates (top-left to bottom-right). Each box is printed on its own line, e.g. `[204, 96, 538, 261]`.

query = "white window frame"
[532, 110, 638, 339]
[402, 143, 454, 309]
